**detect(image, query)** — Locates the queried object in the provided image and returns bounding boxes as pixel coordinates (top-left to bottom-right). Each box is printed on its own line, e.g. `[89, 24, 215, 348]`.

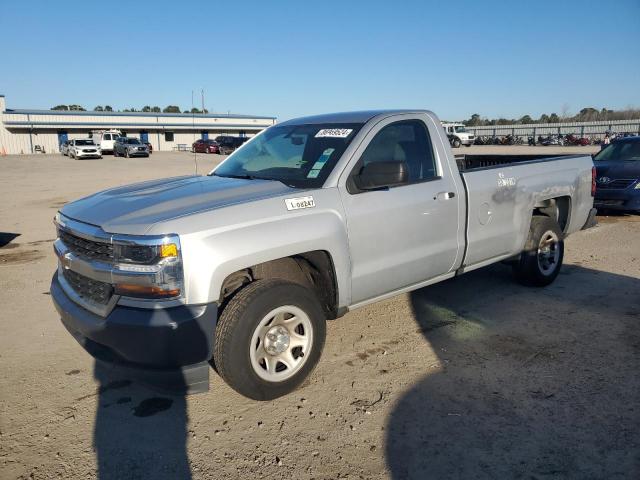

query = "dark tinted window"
[359, 120, 437, 183]
[165, 132, 174, 142]
[594, 140, 640, 162]
[126, 138, 141, 144]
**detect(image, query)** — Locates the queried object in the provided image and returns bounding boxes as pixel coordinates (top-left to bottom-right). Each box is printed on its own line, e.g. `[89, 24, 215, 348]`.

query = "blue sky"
[1, 0, 639, 121]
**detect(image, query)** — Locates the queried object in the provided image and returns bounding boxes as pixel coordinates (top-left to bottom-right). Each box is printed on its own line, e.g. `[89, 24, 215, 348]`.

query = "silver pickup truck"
[51, 110, 597, 400]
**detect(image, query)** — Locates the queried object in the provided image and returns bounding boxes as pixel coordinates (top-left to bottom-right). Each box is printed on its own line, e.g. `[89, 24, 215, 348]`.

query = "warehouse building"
[0, 95, 276, 154]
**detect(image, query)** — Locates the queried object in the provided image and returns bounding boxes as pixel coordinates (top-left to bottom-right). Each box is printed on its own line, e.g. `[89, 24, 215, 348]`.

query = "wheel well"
[219, 251, 339, 319]
[533, 196, 571, 232]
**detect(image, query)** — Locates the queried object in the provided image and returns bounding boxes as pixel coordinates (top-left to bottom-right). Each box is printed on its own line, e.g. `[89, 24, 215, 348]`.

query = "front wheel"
[452, 138, 461, 148]
[513, 216, 564, 286]
[213, 279, 326, 400]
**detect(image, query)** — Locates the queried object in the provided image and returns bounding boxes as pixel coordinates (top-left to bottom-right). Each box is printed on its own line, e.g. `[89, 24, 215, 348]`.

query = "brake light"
[591, 166, 596, 197]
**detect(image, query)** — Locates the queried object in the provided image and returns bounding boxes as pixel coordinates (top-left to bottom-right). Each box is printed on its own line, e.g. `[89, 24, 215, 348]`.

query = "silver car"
[113, 137, 150, 158]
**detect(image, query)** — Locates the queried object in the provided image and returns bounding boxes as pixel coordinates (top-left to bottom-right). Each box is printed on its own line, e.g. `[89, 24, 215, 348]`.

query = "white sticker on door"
[285, 196, 315, 211]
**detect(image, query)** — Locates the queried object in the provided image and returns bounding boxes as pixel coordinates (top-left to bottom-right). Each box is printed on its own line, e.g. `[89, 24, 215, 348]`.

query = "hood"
[594, 160, 640, 179]
[61, 175, 295, 235]
[77, 145, 98, 150]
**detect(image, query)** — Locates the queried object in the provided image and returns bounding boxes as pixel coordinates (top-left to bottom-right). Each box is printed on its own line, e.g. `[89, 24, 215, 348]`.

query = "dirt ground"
[1, 147, 639, 480]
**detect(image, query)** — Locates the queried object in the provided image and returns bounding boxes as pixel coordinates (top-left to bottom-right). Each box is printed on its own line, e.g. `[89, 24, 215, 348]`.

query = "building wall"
[0, 95, 275, 154]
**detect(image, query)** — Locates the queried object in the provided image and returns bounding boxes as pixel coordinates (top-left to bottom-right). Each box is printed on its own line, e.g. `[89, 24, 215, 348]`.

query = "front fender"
[165, 189, 352, 308]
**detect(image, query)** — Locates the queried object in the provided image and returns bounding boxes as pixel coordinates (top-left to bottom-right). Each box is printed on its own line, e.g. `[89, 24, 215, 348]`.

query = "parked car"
[68, 139, 102, 159]
[192, 139, 220, 154]
[215, 135, 250, 154]
[113, 137, 149, 157]
[144, 142, 153, 154]
[60, 140, 71, 156]
[442, 123, 475, 148]
[593, 136, 640, 212]
[91, 130, 122, 154]
[50, 109, 595, 400]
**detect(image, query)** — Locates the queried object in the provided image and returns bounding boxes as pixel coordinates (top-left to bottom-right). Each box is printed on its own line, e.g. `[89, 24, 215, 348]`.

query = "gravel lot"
[1, 147, 639, 479]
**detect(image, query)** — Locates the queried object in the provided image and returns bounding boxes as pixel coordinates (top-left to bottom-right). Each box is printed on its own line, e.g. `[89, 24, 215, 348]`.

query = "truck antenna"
[192, 90, 198, 176]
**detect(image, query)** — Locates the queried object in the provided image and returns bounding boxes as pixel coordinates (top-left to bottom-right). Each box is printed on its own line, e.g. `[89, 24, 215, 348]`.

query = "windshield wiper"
[212, 172, 299, 188]
[212, 173, 254, 180]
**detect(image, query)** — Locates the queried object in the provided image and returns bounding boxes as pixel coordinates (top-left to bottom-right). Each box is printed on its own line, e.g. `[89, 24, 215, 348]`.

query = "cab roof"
[278, 109, 433, 126]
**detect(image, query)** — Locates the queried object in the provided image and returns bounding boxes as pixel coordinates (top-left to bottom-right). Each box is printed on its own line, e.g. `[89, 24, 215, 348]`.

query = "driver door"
[338, 115, 462, 305]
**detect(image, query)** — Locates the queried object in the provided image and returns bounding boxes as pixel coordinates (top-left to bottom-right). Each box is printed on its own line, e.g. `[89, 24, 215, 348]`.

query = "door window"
[355, 120, 437, 185]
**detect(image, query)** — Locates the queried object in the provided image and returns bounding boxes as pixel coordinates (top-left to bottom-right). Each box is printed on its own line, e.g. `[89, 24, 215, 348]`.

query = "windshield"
[594, 141, 640, 162]
[126, 138, 141, 144]
[211, 123, 363, 188]
[75, 140, 95, 146]
[454, 126, 467, 133]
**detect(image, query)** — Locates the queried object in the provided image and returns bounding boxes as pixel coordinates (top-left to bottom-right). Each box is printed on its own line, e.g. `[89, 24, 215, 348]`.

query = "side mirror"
[355, 161, 408, 190]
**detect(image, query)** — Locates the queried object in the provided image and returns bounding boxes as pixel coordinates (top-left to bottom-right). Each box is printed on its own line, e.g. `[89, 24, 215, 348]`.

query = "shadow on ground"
[385, 263, 640, 479]
[91, 363, 191, 480]
[86, 301, 213, 479]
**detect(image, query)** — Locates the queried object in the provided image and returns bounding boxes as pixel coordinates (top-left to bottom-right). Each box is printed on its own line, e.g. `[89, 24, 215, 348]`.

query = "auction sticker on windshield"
[315, 128, 353, 138]
[285, 196, 315, 211]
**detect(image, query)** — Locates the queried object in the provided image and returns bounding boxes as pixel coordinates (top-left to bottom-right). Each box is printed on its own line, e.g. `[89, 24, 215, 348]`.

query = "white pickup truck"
[91, 129, 121, 154]
[51, 110, 596, 400]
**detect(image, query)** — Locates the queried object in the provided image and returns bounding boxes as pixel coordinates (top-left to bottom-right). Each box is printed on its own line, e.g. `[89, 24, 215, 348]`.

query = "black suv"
[214, 136, 250, 155]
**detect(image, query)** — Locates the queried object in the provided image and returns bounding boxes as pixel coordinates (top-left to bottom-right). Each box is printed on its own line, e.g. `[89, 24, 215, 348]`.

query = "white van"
[91, 130, 122, 154]
[442, 123, 475, 148]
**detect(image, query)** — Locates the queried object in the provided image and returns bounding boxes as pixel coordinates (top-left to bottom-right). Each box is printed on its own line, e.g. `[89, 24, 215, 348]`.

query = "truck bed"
[455, 154, 587, 172]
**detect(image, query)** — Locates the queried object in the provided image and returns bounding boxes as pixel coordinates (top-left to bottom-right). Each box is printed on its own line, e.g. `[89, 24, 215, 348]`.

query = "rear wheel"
[513, 216, 564, 286]
[213, 279, 326, 400]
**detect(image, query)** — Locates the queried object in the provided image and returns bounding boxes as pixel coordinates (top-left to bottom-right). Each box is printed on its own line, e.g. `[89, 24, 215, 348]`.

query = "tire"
[513, 216, 564, 287]
[214, 279, 326, 400]
[465, 143, 471, 147]
[113, 148, 119, 157]
[452, 138, 461, 148]
[124, 149, 129, 158]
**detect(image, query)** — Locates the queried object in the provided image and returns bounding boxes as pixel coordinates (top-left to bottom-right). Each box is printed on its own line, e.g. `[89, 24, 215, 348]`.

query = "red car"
[192, 139, 220, 154]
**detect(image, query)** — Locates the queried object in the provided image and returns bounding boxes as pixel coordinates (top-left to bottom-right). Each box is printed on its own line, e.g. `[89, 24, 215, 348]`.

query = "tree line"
[51, 105, 210, 114]
[462, 107, 640, 126]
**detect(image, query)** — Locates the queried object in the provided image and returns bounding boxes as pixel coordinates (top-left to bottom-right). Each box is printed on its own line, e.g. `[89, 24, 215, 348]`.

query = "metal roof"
[2, 108, 276, 120]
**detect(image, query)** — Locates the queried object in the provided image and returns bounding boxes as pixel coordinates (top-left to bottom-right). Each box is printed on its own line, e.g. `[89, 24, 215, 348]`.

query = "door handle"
[436, 191, 456, 200]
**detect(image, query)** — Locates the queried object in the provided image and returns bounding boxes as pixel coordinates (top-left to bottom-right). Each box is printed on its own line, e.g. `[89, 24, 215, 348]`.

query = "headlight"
[635, 182, 640, 189]
[112, 235, 183, 299]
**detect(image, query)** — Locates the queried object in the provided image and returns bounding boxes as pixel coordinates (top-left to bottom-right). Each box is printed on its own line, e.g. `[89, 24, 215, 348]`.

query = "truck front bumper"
[50, 274, 217, 394]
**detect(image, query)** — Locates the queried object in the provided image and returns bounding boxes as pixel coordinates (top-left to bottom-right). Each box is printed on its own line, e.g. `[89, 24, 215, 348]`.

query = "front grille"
[597, 179, 636, 190]
[63, 269, 113, 305]
[137, 147, 145, 151]
[59, 230, 114, 262]
[83, 149, 97, 153]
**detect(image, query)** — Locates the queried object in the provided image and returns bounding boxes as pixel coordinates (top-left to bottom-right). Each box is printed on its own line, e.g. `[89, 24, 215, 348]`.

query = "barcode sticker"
[315, 129, 353, 138]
